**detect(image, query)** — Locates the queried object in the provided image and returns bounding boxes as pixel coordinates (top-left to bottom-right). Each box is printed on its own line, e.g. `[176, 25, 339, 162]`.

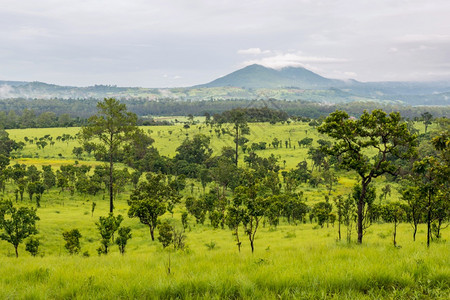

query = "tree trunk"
[413, 223, 417, 241]
[427, 192, 431, 248]
[338, 219, 341, 241]
[393, 221, 397, 246]
[357, 181, 369, 244]
[15, 245, 18, 258]
[150, 226, 155, 241]
[109, 141, 114, 213]
[235, 227, 241, 252]
[235, 126, 239, 166]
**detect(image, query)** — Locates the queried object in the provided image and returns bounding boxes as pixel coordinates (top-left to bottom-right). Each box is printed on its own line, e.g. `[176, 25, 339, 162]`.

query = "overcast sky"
[1, 0, 450, 87]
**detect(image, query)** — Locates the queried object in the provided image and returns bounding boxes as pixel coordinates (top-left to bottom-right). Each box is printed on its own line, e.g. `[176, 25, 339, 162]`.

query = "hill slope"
[197, 64, 341, 89]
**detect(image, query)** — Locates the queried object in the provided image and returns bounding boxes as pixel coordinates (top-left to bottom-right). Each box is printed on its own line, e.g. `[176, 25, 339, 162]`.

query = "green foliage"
[96, 213, 123, 255]
[319, 109, 417, 243]
[128, 173, 180, 241]
[62, 229, 82, 255]
[115, 226, 132, 255]
[158, 221, 173, 249]
[0, 200, 39, 257]
[25, 236, 40, 257]
[81, 98, 139, 213]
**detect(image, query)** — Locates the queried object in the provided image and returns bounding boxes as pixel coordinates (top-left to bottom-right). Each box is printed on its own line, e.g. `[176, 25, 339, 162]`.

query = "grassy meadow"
[0, 121, 448, 299]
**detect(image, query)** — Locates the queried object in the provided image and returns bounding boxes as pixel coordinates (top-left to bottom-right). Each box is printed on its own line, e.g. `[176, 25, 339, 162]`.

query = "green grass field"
[1, 121, 448, 299]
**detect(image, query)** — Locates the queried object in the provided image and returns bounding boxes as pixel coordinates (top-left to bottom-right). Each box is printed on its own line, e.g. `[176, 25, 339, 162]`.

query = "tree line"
[0, 97, 449, 129]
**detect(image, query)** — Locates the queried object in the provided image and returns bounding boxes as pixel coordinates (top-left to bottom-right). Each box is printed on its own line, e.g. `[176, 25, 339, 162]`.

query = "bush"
[62, 229, 82, 255]
[25, 237, 40, 256]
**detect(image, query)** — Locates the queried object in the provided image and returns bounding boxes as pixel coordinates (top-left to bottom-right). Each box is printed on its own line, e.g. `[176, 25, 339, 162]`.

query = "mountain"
[196, 64, 342, 89]
[1, 65, 449, 105]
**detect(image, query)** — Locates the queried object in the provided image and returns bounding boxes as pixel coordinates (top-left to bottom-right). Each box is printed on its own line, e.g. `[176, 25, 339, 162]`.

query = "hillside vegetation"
[0, 101, 448, 299]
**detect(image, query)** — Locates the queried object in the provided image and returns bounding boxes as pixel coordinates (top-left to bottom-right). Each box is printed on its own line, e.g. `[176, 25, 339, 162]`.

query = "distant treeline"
[0, 98, 448, 129]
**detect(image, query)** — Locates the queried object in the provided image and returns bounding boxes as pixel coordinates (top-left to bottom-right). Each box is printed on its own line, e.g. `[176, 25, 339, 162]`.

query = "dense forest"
[0, 97, 449, 129]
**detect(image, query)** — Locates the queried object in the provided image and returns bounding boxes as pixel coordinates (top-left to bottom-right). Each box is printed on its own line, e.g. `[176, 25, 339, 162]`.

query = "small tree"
[334, 195, 344, 241]
[382, 202, 407, 246]
[0, 200, 40, 257]
[25, 237, 40, 257]
[96, 213, 123, 254]
[226, 192, 246, 252]
[158, 221, 173, 248]
[62, 229, 82, 255]
[401, 185, 425, 241]
[128, 174, 180, 241]
[115, 226, 132, 255]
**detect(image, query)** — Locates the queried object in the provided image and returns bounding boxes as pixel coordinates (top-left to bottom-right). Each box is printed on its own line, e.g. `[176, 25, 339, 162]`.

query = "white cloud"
[242, 51, 348, 69]
[237, 48, 271, 55]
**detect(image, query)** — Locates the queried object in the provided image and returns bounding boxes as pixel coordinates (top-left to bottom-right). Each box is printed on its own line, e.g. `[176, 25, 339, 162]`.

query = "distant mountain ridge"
[1, 65, 450, 105]
[195, 64, 341, 89]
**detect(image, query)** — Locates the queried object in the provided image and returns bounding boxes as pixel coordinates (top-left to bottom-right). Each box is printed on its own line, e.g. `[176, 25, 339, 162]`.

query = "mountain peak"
[197, 64, 336, 89]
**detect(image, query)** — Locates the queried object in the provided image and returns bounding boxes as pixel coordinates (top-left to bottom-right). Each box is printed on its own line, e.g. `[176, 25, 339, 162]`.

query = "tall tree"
[318, 110, 417, 243]
[80, 98, 138, 212]
[217, 108, 250, 166]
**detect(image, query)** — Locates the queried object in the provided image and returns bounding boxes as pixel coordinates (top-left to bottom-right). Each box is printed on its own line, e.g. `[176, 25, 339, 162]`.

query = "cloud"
[237, 48, 271, 55]
[241, 51, 348, 69]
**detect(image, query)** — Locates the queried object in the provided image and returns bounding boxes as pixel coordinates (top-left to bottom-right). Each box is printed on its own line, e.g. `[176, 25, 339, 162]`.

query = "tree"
[25, 237, 40, 257]
[42, 165, 56, 190]
[226, 191, 247, 252]
[115, 226, 132, 255]
[81, 98, 138, 212]
[412, 156, 448, 247]
[318, 110, 417, 243]
[400, 185, 424, 241]
[174, 134, 212, 165]
[0, 200, 40, 257]
[382, 202, 407, 247]
[158, 221, 173, 248]
[96, 213, 123, 254]
[380, 184, 392, 203]
[128, 173, 180, 241]
[235, 184, 269, 253]
[421, 112, 433, 133]
[333, 195, 344, 241]
[72, 147, 83, 159]
[62, 229, 82, 255]
[218, 108, 250, 166]
[322, 169, 338, 195]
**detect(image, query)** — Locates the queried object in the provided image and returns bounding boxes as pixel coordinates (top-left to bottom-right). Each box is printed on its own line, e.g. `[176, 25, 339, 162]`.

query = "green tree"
[0, 200, 40, 257]
[80, 98, 138, 212]
[62, 229, 82, 255]
[96, 213, 123, 254]
[382, 202, 407, 247]
[42, 165, 56, 190]
[318, 110, 417, 243]
[25, 237, 40, 257]
[218, 108, 250, 166]
[400, 185, 425, 241]
[158, 221, 173, 248]
[115, 226, 132, 255]
[128, 173, 180, 241]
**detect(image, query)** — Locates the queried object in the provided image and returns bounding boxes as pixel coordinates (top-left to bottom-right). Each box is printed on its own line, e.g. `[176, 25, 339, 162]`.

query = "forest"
[0, 98, 448, 299]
